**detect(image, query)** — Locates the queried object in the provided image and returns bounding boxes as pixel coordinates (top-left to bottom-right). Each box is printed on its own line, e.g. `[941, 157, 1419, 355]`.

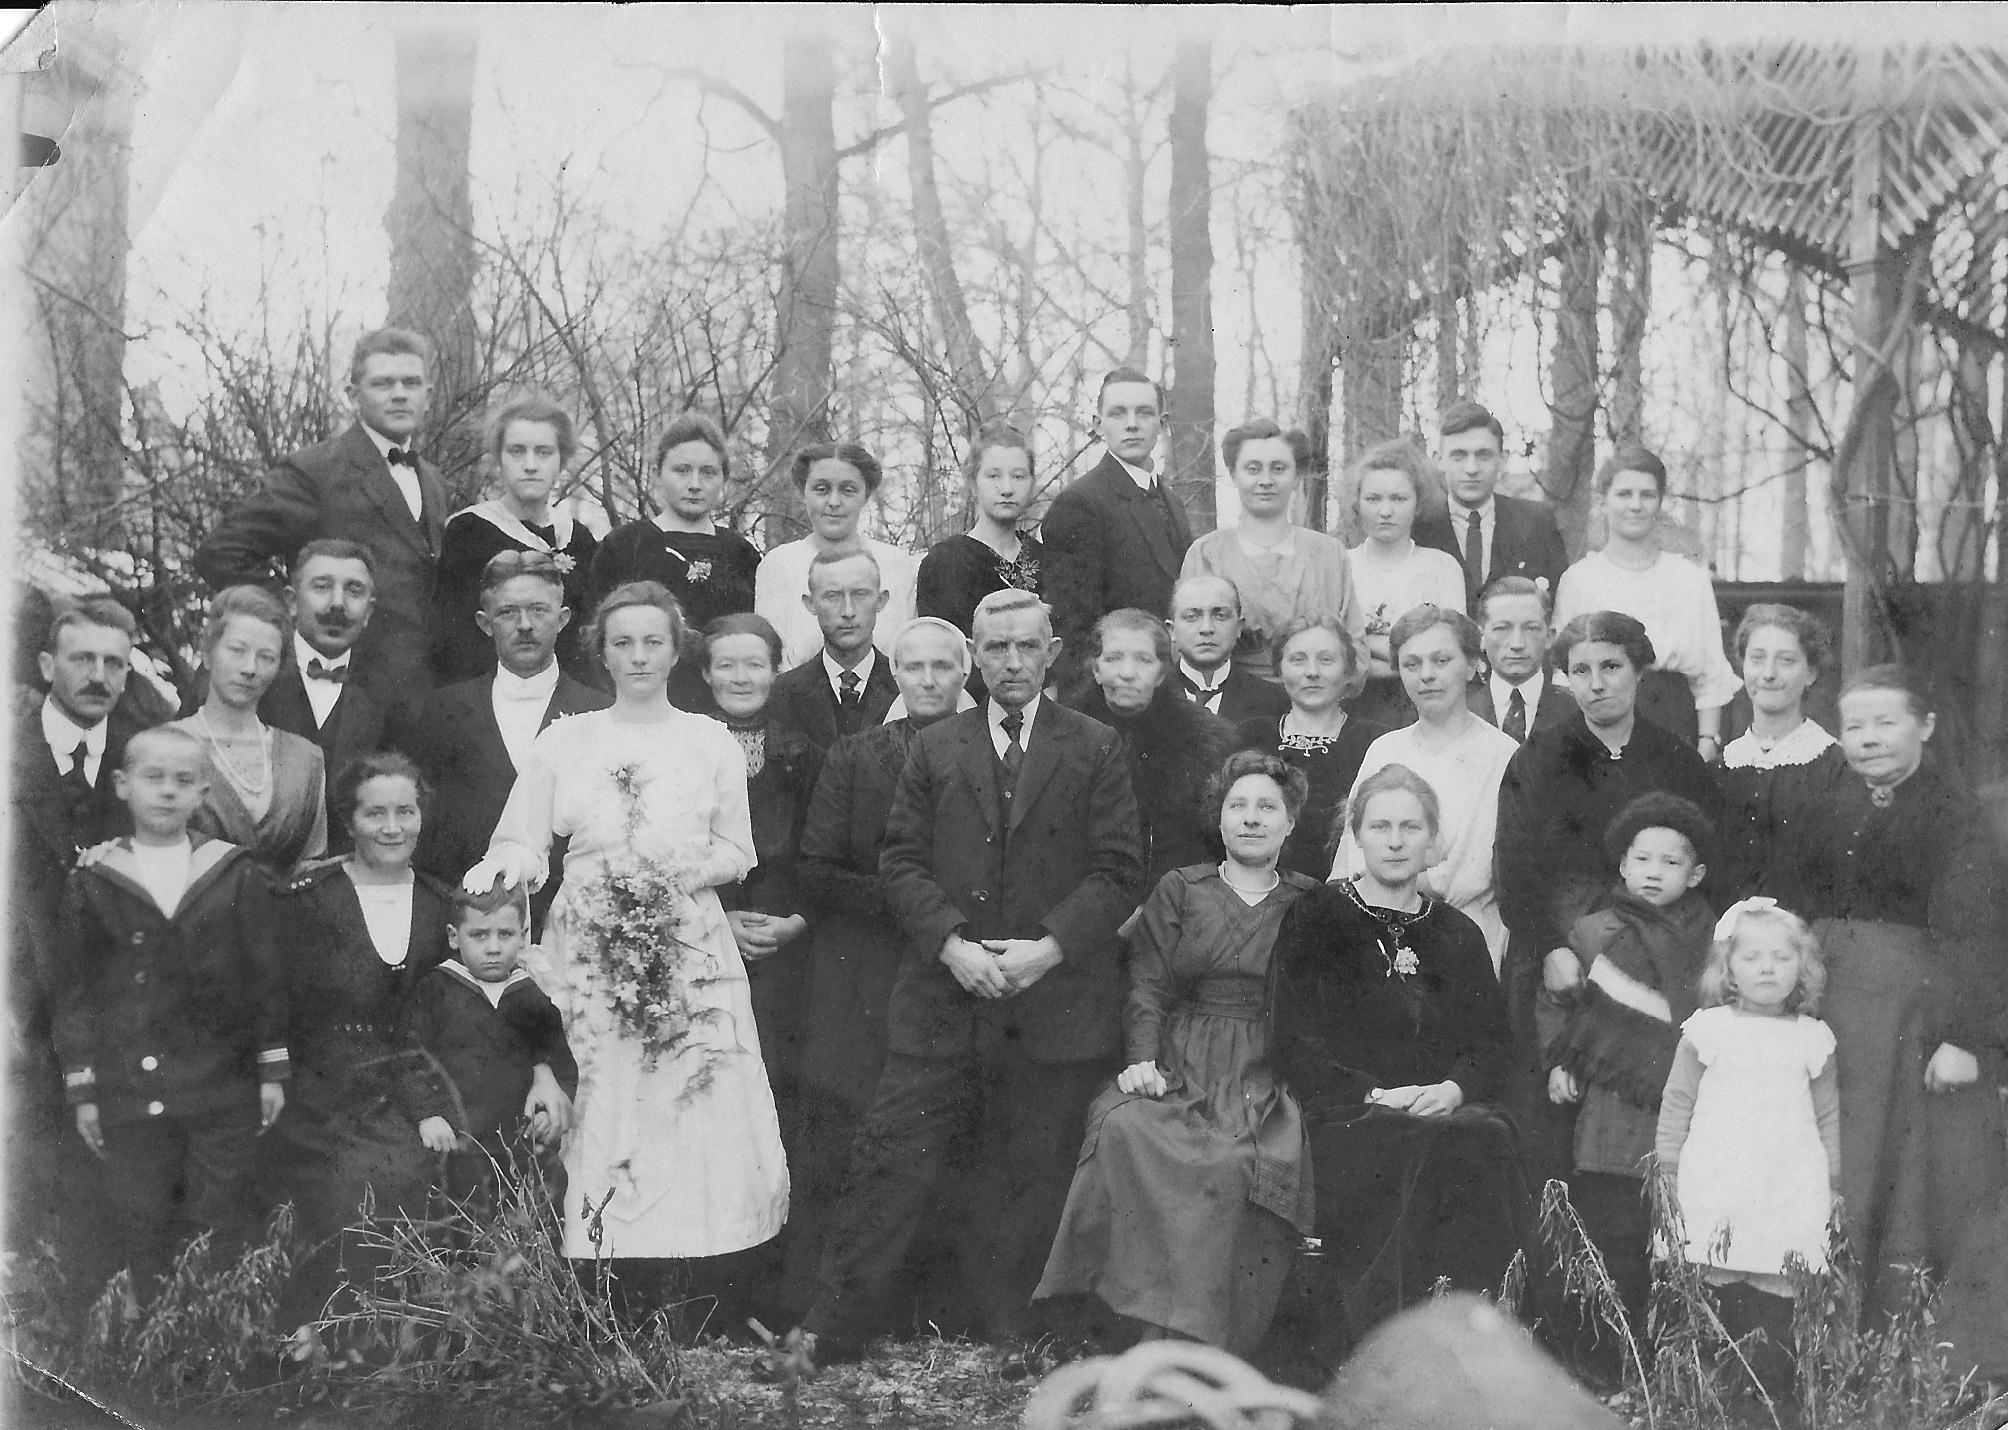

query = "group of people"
[9, 327, 2005, 1390]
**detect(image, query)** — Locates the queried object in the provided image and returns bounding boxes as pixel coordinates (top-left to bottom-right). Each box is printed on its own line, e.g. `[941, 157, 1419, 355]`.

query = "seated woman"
[264, 752, 455, 1358]
[1550, 446, 1739, 752]
[1235, 618, 1387, 881]
[1343, 437, 1466, 729]
[430, 391, 598, 686]
[1275, 763, 1528, 1344]
[1035, 750, 1319, 1355]
[173, 585, 327, 875]
[754, 442, 916, 669]
[1070, 608, 1237, 888]
[1180, 418, 1362, 684]
[1715, 603, 1847, 903]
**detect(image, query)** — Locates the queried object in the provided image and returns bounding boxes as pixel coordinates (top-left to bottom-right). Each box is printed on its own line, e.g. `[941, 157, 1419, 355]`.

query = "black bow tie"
[306, 658, 350, 684]
[385, 447, 416, 469]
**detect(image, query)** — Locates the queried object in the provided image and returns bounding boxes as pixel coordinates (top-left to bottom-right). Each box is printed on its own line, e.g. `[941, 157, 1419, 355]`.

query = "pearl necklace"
[195, 709, 273, 800]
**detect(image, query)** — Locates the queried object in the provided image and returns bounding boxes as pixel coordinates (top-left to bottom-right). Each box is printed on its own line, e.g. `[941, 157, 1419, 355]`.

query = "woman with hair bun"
[467, 582, 788, 1322]
[755, 441, 917, 669]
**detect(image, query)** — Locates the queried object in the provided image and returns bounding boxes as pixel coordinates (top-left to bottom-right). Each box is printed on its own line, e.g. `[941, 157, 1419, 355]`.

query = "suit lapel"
[956, 718, 1003, 837]
[453, 681, 514, 777]
[1008, 705, 1063, 832]
[260, 667, 320, 744]
[343, 425, 430, 560]
[1105, 460, 1180, 580]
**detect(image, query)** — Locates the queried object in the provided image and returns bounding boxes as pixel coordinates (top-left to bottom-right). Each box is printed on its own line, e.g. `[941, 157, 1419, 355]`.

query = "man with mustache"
[195, 328, 447, 696]
[9, 598, 154, 1262]
[403, 550, 608, 934]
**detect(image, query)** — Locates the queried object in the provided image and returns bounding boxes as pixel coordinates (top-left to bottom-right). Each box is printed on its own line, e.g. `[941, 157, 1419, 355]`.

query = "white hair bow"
[1713, 895, 1780, 944]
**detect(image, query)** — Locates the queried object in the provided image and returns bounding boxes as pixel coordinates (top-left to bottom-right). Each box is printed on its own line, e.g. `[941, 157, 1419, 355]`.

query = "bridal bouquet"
[570, 762, 720, 1071]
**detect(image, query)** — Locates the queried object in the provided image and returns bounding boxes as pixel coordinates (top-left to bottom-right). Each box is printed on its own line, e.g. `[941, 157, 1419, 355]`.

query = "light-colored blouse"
[754, 536, 918, 669]
[1182, 526, 1364, 683]
[1551, 550, 1741, 713]
[1346, 542, 1467, 635]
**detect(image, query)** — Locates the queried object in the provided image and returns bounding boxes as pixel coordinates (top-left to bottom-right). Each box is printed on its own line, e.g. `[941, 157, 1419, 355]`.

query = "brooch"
[551, 553, 577, 574]
[687, 559, 712, 584]
[1390, 944, 1419, 978]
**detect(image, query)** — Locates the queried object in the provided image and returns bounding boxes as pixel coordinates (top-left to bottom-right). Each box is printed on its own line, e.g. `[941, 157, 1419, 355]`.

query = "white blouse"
[350, 873, 416, 966]
[1551, 550, 1741, 712]
[1346, 542, 1468, 631]
[754, 536, 918, 669]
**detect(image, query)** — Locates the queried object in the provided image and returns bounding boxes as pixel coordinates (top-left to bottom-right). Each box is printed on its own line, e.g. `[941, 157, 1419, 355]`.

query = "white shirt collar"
[1489, 669, 1544, 715]
[1180, 657, 1230, 693]
[358, 420, 403, 461]
[294, 631, 352, 677]
[988, 693, 1041, 750]
[1114, 453, 1157, 491]
[41, 697, 107, 770]
[493, 660, 562, 703]
[823, 646, 877, 696]
[1450, 494, 1497, 523]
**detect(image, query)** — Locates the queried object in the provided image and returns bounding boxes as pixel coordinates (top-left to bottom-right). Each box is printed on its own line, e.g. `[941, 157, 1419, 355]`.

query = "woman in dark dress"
[1035, 750, 1318, 1355]
[264, 752, 455, 1359]
[1236, 616, 1387, 881]
[589, 412, 762, 711]
[1714, 603, 1847, 903]
[916, 422, 1044, 639]
[1070, 609, 1237, 889]
[1775, 665, 2008, 1367]
[1495, 610, 1716, 1187]
[431, 392, 599, 685]
[1275, 763, 1527, 1348]
[788, 615, 972, 1319]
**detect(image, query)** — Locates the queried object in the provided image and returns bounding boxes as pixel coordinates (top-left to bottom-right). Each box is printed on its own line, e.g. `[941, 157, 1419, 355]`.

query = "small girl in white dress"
[1656, 898, 1838, 1378]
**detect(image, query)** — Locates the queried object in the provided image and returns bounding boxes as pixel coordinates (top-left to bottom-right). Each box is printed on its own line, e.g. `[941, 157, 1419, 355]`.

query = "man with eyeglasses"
[403, 550, 609, 930]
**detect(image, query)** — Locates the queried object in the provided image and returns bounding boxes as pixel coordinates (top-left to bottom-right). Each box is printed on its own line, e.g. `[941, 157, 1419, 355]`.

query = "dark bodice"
[1073, 687, 1236, 886]
[430, 512, 599, 685]
[1274, 881, 1510, 1117]
[1715, 740, 1848, 903]
[727, 717, 824, 918]
[915, 532, 1044, 637]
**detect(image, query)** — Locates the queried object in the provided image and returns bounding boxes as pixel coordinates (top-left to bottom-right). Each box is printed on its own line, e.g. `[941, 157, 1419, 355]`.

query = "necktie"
[1504, 686, 1528, 743]
[1464, 509, 1485, 605]
[1190, 678, 1222, 713]
[1000, 710, 1025, 796]
[64, 740, 91, 794]
[385, 447, 416, 469]
[1150, 481, 1183, 544]
[306, 658, 349, 684]
[837, 669, 862, 734]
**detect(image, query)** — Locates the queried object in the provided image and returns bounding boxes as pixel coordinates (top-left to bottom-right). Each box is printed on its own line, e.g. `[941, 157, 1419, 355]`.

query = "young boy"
[400, 879, 576, 1209]
[50, 726, 289, 1291]
[1539, 791, 1717, 1353]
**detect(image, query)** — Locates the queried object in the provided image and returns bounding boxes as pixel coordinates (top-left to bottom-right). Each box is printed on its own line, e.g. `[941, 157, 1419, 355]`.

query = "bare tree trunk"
[887, 34, 993, 432]
[1122, 59, 1151, 369]
[1782, 269, 1813, 580]
[1298, 252, 1338, 533]
[1435, 280, 1461, 409]
[387, 27, 481, 503]
[771, 34, 840, 478]
[1940, 249, 1994, 582]
[1543, 213, 1602, 558]
[1166, 40, 1216, 534]
[1609, 203, 1651, 447]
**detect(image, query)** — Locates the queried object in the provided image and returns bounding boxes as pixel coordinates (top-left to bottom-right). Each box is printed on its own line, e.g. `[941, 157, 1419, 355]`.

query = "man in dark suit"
[1167, 573, 1289, 723]
[800, 589, 1144, 1357]
[9, 598, 154, 1257]
[406, 551, 609, 932]
[768, 548, 899, 752]
[1042, 367, 1192, 697]
[1415, 400, 1568, 611]
[194, 328, 448, 696]
[1467, 575, 1574, 744]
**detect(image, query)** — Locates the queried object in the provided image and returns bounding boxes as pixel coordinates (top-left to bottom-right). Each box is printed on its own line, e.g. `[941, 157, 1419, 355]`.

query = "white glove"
[462, 845, 544, 894]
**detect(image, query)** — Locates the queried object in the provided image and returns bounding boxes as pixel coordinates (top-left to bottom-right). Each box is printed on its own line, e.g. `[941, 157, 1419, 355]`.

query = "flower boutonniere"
[687, 559, 713, 585]
[1390, 944, 1420, 978]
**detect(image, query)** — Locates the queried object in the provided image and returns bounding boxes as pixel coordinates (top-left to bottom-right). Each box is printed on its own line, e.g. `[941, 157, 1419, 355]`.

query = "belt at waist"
[1178, 979, 1268, 1021]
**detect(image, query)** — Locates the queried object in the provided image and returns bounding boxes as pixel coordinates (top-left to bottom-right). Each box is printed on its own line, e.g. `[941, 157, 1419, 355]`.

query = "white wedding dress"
[486, 706, 789, 1259]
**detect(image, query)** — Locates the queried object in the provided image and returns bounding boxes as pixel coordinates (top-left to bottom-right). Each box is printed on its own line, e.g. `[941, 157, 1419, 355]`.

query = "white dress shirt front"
[986, 694, 1042, 759]
[491, 661, 561, 770]
[294, 632, 353, 729]
[1450, 496, 1497, 582]
[1488, 670, 1550, 730]
[360, 421, 424, 522]
[41, 698, 108, 784]
[822, 647, 879, 705]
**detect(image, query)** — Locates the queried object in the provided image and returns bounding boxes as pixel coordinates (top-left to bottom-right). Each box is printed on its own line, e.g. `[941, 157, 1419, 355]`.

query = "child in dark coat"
[1538, 791, 1718, 1357]
[50, 727, 290, 1291]
[400, 879, 575, 1210]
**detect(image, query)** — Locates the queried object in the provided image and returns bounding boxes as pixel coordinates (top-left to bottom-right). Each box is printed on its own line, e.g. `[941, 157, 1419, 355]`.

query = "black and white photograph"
[3, 3, 2007, 1427]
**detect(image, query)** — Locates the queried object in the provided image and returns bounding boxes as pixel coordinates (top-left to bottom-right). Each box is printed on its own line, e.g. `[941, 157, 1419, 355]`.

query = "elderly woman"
[1181, 418, 1363, 684]
[1036, 750, 1319, 1355]
[755, 441, 916, 669]
[1236, 618, 1387, 882]
[589, 411, 762, 711]
[1775, 665, 2008, 1357]
[1551, 446, 1739, 754]
[1336, 606, 1518, 971]
[1714, 603, 1847, 903]
[1494, 610, 1715, 1186]
[1275, 763, 1527, 1341]
[431, 391, 599, 685]
[1345, 437, 1467, 729]
[1071, 608, 1238, 888]
[173, 586, 327, 875]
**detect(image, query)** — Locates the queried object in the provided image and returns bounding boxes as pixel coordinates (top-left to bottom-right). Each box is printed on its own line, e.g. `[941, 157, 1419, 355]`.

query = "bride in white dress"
[468, 581, 788, 1262]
